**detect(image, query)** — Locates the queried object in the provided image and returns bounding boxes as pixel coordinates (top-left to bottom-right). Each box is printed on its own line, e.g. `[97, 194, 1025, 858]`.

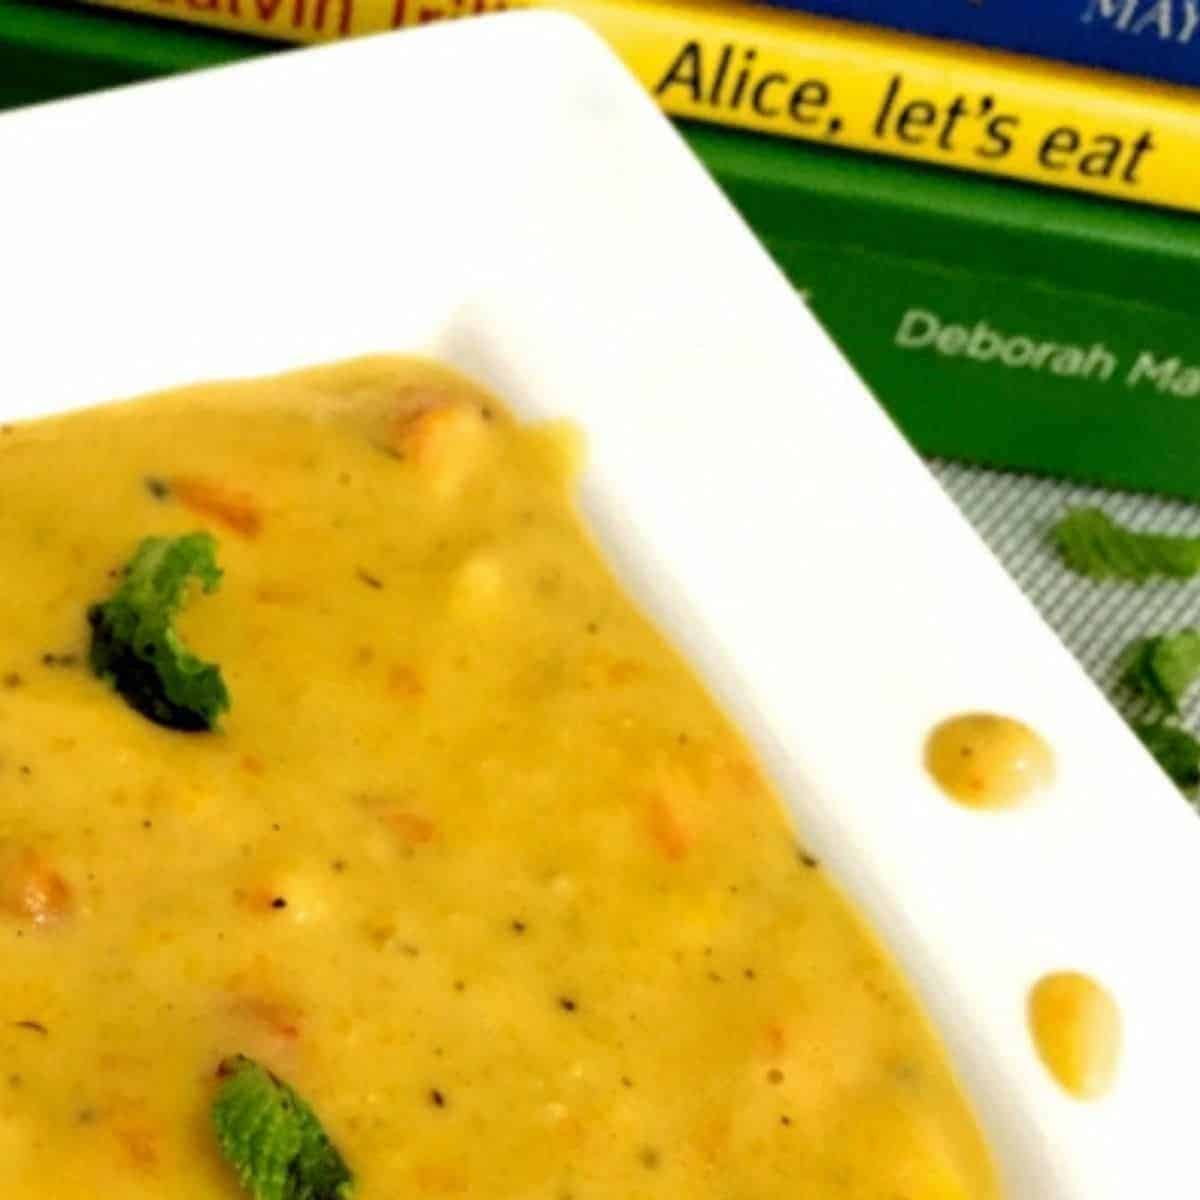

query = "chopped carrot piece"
[172, 476, 262, 537]
[645, 795, 690, 862]
[227, 956, 305, 1044]
[385, 389, 455, 460]
[232, 993, 303, 1041]
[387, 664, 425, 698]
[385, 811, 436, 846]
[764, 1022, 788, 1058]
[0, 850, 72, 925]
[117, 1124, 160, 1169]
[605, 658, 644, 686]
[578, 652, 639, 689]
[234, 885, 282, 913]
[385, 389, 489, 466]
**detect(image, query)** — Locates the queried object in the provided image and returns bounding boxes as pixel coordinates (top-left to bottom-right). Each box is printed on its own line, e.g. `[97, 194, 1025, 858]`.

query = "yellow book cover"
[78, 0, 1200, 214]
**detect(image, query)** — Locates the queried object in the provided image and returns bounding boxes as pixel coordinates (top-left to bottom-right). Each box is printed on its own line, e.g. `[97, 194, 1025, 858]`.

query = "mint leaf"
[1051, 508, 1200, 582]
[1120, 630, 1200, 714]
[1134, 722, 1200, 792]
[87, 532, 230, 731]
[212, 1056, 354, 1200]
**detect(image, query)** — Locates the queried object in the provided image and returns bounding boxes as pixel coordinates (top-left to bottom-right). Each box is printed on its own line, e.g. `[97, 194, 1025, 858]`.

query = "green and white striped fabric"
[933, 460, 1200, 729]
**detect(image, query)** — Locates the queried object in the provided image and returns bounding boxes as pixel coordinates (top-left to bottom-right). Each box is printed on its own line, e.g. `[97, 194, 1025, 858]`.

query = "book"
[76, 0, 1200, 216]
[9, 1, 1200, 501]
[755, 1, 1200, 92]
[683, 121, 1200, 500]
[0, 0, 266, 108]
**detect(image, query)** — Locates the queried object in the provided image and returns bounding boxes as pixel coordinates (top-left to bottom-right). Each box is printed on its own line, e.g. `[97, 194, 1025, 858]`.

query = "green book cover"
[681, 122, 1200, 499]
[4, 0, 1200, 499]
[0, 0, 262, 97]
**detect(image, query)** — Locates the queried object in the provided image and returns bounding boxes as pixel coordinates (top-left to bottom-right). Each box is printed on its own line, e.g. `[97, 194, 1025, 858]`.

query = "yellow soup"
[1029, 972, 1121, 1101]
[0, 358, 998, 1198]
[925, 714, 1053, 810]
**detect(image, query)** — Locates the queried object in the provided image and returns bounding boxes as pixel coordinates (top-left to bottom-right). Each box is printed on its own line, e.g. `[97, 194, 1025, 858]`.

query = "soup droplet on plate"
[925, 713, 1054, 808]
[1028, 971, 1122, 1100]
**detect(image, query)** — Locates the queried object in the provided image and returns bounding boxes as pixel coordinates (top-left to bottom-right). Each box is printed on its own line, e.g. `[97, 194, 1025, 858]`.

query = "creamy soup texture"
[0, 358, 997, 1197]
[1029, 972, 1121, 1102]
[925, 714, 1054, 810]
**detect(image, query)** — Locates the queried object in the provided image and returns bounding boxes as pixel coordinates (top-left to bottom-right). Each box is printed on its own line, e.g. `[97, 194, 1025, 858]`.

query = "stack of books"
[5, 0, 1200, 498]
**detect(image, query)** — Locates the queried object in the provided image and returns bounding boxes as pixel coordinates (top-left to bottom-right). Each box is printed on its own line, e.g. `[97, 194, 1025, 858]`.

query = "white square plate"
[2, 14, 1197, 1195]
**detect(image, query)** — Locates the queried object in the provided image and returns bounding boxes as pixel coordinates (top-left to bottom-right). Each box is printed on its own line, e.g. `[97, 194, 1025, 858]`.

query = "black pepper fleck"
[271, 897, 287, 910]
[429, 1088, 446, 1108]
[356, 567, 384, 590]
[797, 848, 819, 869]
[13, 1020, 47, 1035]
[558, 996, 577, 1013]
[141, 819, 153, 830]
[453, 980, 465, 993]
[144, 477, 171, 500]
[743, 968, 756, 980]
[331, 860, 347, 873]
[780, 1114, 792, 1127]
[511, 919, 527, 934]
[41, 652, 79, 668]
[2, 672, 22, 688]
[638, 1147, 661, 1170]
[620, 1076, 633, 1088]
[766, 1068, 785, 1085]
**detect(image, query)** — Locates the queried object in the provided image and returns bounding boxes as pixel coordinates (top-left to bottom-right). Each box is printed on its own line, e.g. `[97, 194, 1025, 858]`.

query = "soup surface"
[1028, 972, 1121, 1102]
[925, 713, 1054, 810]
[0, 358, 997, 1197]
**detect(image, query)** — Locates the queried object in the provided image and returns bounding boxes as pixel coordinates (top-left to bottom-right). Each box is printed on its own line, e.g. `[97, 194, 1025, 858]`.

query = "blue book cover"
[762, 2, 1200, 89]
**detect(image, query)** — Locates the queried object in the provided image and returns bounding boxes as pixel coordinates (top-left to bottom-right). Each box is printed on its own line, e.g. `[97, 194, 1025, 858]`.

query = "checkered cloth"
[932, 460, 1200, 728]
